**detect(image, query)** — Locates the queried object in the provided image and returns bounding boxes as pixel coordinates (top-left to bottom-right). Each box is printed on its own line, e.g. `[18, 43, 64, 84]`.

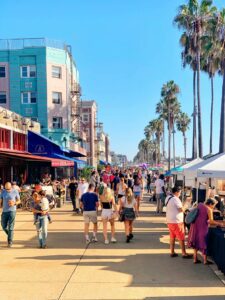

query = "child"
[33, 191, 52, 224]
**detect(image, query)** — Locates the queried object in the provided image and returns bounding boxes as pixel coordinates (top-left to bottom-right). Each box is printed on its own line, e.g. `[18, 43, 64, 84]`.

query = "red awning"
[0, 150, 74, 167]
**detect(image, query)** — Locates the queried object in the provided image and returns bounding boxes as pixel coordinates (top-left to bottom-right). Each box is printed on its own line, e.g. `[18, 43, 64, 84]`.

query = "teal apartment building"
[0, 38, 87, 157]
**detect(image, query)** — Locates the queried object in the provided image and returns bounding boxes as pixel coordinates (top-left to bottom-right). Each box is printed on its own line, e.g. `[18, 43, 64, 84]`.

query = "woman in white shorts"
[100, 187, 118, 244]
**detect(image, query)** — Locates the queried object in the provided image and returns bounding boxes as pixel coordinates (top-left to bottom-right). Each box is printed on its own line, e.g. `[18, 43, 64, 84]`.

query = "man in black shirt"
[68, 177, 78, 212]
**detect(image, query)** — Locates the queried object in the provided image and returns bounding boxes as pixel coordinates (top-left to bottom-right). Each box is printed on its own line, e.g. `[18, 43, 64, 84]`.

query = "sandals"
[170, 253, 179, 258]
[194, 259, 201, 264]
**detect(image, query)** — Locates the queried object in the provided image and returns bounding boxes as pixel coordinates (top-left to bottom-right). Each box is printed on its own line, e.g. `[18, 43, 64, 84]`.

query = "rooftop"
[0, 38, 71, 53]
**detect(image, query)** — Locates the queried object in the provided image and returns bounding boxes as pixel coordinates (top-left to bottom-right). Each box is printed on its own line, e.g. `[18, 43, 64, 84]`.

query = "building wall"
[0, 62, 10, 109]
[81, 101, 97, 167]
[0, 40, 86, 159]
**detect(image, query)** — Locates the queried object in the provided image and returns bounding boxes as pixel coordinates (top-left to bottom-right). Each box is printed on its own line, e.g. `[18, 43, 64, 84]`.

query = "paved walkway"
[0, 197, 224, 300]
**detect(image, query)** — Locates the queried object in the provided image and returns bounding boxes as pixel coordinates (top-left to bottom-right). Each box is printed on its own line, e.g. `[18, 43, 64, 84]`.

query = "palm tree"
[210, 9, 225, 153]
[138, 139, 149, 163]
[201, 19, 220, 154]
[179, 31, 198, 159]
[174, 0, 217, 158]
[148, 118, 163, 164]
[156, 81, 181, 170]
[176, 112, 191, 163]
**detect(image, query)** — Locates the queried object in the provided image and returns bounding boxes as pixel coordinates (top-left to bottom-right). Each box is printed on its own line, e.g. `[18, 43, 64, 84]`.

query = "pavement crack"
[57, 242, 89, 300]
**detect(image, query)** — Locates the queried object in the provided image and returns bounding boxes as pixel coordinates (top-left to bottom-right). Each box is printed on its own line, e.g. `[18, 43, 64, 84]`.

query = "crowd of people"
[0, 167, 224, 267]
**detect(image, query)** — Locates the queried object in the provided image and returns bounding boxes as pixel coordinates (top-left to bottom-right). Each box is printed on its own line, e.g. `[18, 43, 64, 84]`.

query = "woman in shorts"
[100, 187, 118, 244]
[133, 177, 142, 212]
[119, 188, 138, 243]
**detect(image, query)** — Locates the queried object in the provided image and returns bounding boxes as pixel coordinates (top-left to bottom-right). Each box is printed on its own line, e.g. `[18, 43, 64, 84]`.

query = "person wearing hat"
[0, 182, 21, 247]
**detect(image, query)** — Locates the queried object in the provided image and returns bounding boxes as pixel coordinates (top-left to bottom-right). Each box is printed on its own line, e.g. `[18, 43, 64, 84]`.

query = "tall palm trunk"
[172, 123, 176, 168]
[219, 64, 225, 153]
[156, 134, 161, 165]
[197, 33, 203, 158]
[168, 103, 171, 171]
[162, 121, 165, 159]
[192, 70, 198, 159]
[209, 76, 214, 154]
[183, 132, 187, 164]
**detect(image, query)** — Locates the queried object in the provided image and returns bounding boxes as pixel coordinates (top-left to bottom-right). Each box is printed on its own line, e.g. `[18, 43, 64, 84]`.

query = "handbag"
[185, 207, 199, 224]
[119, 209, 125, 222]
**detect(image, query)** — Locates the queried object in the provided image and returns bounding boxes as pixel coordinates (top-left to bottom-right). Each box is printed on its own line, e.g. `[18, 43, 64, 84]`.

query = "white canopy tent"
[197, 153, 225, 179]
[183, 154, 222, 180]
[171, 158, 204, 186]
[171, 158, 203, 175]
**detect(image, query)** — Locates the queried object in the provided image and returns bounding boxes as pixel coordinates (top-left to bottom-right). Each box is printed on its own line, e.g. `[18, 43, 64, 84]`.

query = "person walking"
[0, 182, 21, 247]
[33, 191, 49, 248]
[119, 188, 138, 243]
[68, 177, 78, 212]
[77, 178, 89, 213]
[133, 177, 143, 212]
[80, 183, 99, 243]
[165, 186, 192, 258]
[100, 187, 118, 244]
[188, 198, 223, 264]
[116, 176, 127, 201]
[155, 174, 166, 214]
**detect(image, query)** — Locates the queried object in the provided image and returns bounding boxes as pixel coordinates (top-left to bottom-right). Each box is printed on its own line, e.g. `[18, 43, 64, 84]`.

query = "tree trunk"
[168, 103, 171, 171]
[209, 76, 214, 154]
[219, 65, 225, 153]
[184, 132, 187, 164]
[173, 123, 176, 168]
[157, 134, 161, 165]
[192, 70, 198, 159]
[197, 38, 203, 158]
[162, 121, 165, 159]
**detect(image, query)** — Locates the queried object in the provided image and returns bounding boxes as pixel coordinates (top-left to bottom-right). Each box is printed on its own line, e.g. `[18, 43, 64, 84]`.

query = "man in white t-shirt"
[76, 178, 89, 212]
[155, 174, 166, 213]
[165, 186, 192, 259]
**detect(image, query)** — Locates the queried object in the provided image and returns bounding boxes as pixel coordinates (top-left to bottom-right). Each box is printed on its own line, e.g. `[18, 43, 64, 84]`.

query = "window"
[31, 117, 38, 122]
[52, 66, 61, 78]
[21, 92, 37, 104]
[0, 66, 6, 78]
[52, 117, 62, 129]
[83, 114, 89, 122]
[20, 65, 36, 78]
[52, 92, 62, 104]
[13, 132, 26, 151]
[0, 128, 10, 149]
[0, 92, 6, 104]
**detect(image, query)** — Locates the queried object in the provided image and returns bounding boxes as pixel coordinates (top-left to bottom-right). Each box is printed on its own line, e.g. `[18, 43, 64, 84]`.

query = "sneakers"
[8, 242, 12, 248]
[86, 237, 90, 244]
[111, 237, 117, 243]
[104, 239, 109, 245]
[92, 236, 98, 242]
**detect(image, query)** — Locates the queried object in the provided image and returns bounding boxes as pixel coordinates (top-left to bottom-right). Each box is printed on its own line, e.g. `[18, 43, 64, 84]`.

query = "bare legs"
[102, 219, 115, 241]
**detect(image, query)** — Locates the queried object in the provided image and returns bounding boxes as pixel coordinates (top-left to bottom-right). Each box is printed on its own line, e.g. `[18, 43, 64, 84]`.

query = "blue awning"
[99, 160, 107, 165]
[72, 158, 87, 169]
[28, 131, 86, 158]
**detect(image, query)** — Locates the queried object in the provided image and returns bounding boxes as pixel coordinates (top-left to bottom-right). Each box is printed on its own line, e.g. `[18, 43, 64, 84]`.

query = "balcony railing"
[0, 38, 71, 52]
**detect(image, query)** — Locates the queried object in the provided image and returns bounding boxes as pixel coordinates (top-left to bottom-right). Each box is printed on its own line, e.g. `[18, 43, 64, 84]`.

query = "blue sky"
[1, 0, 224, 160]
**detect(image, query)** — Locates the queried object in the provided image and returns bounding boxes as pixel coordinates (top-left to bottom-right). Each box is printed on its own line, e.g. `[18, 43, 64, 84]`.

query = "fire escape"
[67, 45, 82, 144]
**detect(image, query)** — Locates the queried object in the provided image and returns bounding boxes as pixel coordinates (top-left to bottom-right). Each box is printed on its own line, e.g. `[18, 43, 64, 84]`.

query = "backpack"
[185, 207, 199, 225]
[98, 184, 105, 195]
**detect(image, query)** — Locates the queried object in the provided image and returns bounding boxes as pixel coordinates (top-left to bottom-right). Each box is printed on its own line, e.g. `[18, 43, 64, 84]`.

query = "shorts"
[134, 191, 141, 197]
[83, 211, 98, 224]
[167, 223, 185, 241]
[118, 194, 124, 199]
[101, 209, 114, 220]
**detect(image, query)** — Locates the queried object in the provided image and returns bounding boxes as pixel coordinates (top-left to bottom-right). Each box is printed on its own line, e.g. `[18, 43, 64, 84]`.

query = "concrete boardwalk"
[0, 197, 224, 300]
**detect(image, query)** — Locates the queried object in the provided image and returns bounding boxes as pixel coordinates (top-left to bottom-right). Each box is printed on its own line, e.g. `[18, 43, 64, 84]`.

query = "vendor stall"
[207, 227, 225, 275]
